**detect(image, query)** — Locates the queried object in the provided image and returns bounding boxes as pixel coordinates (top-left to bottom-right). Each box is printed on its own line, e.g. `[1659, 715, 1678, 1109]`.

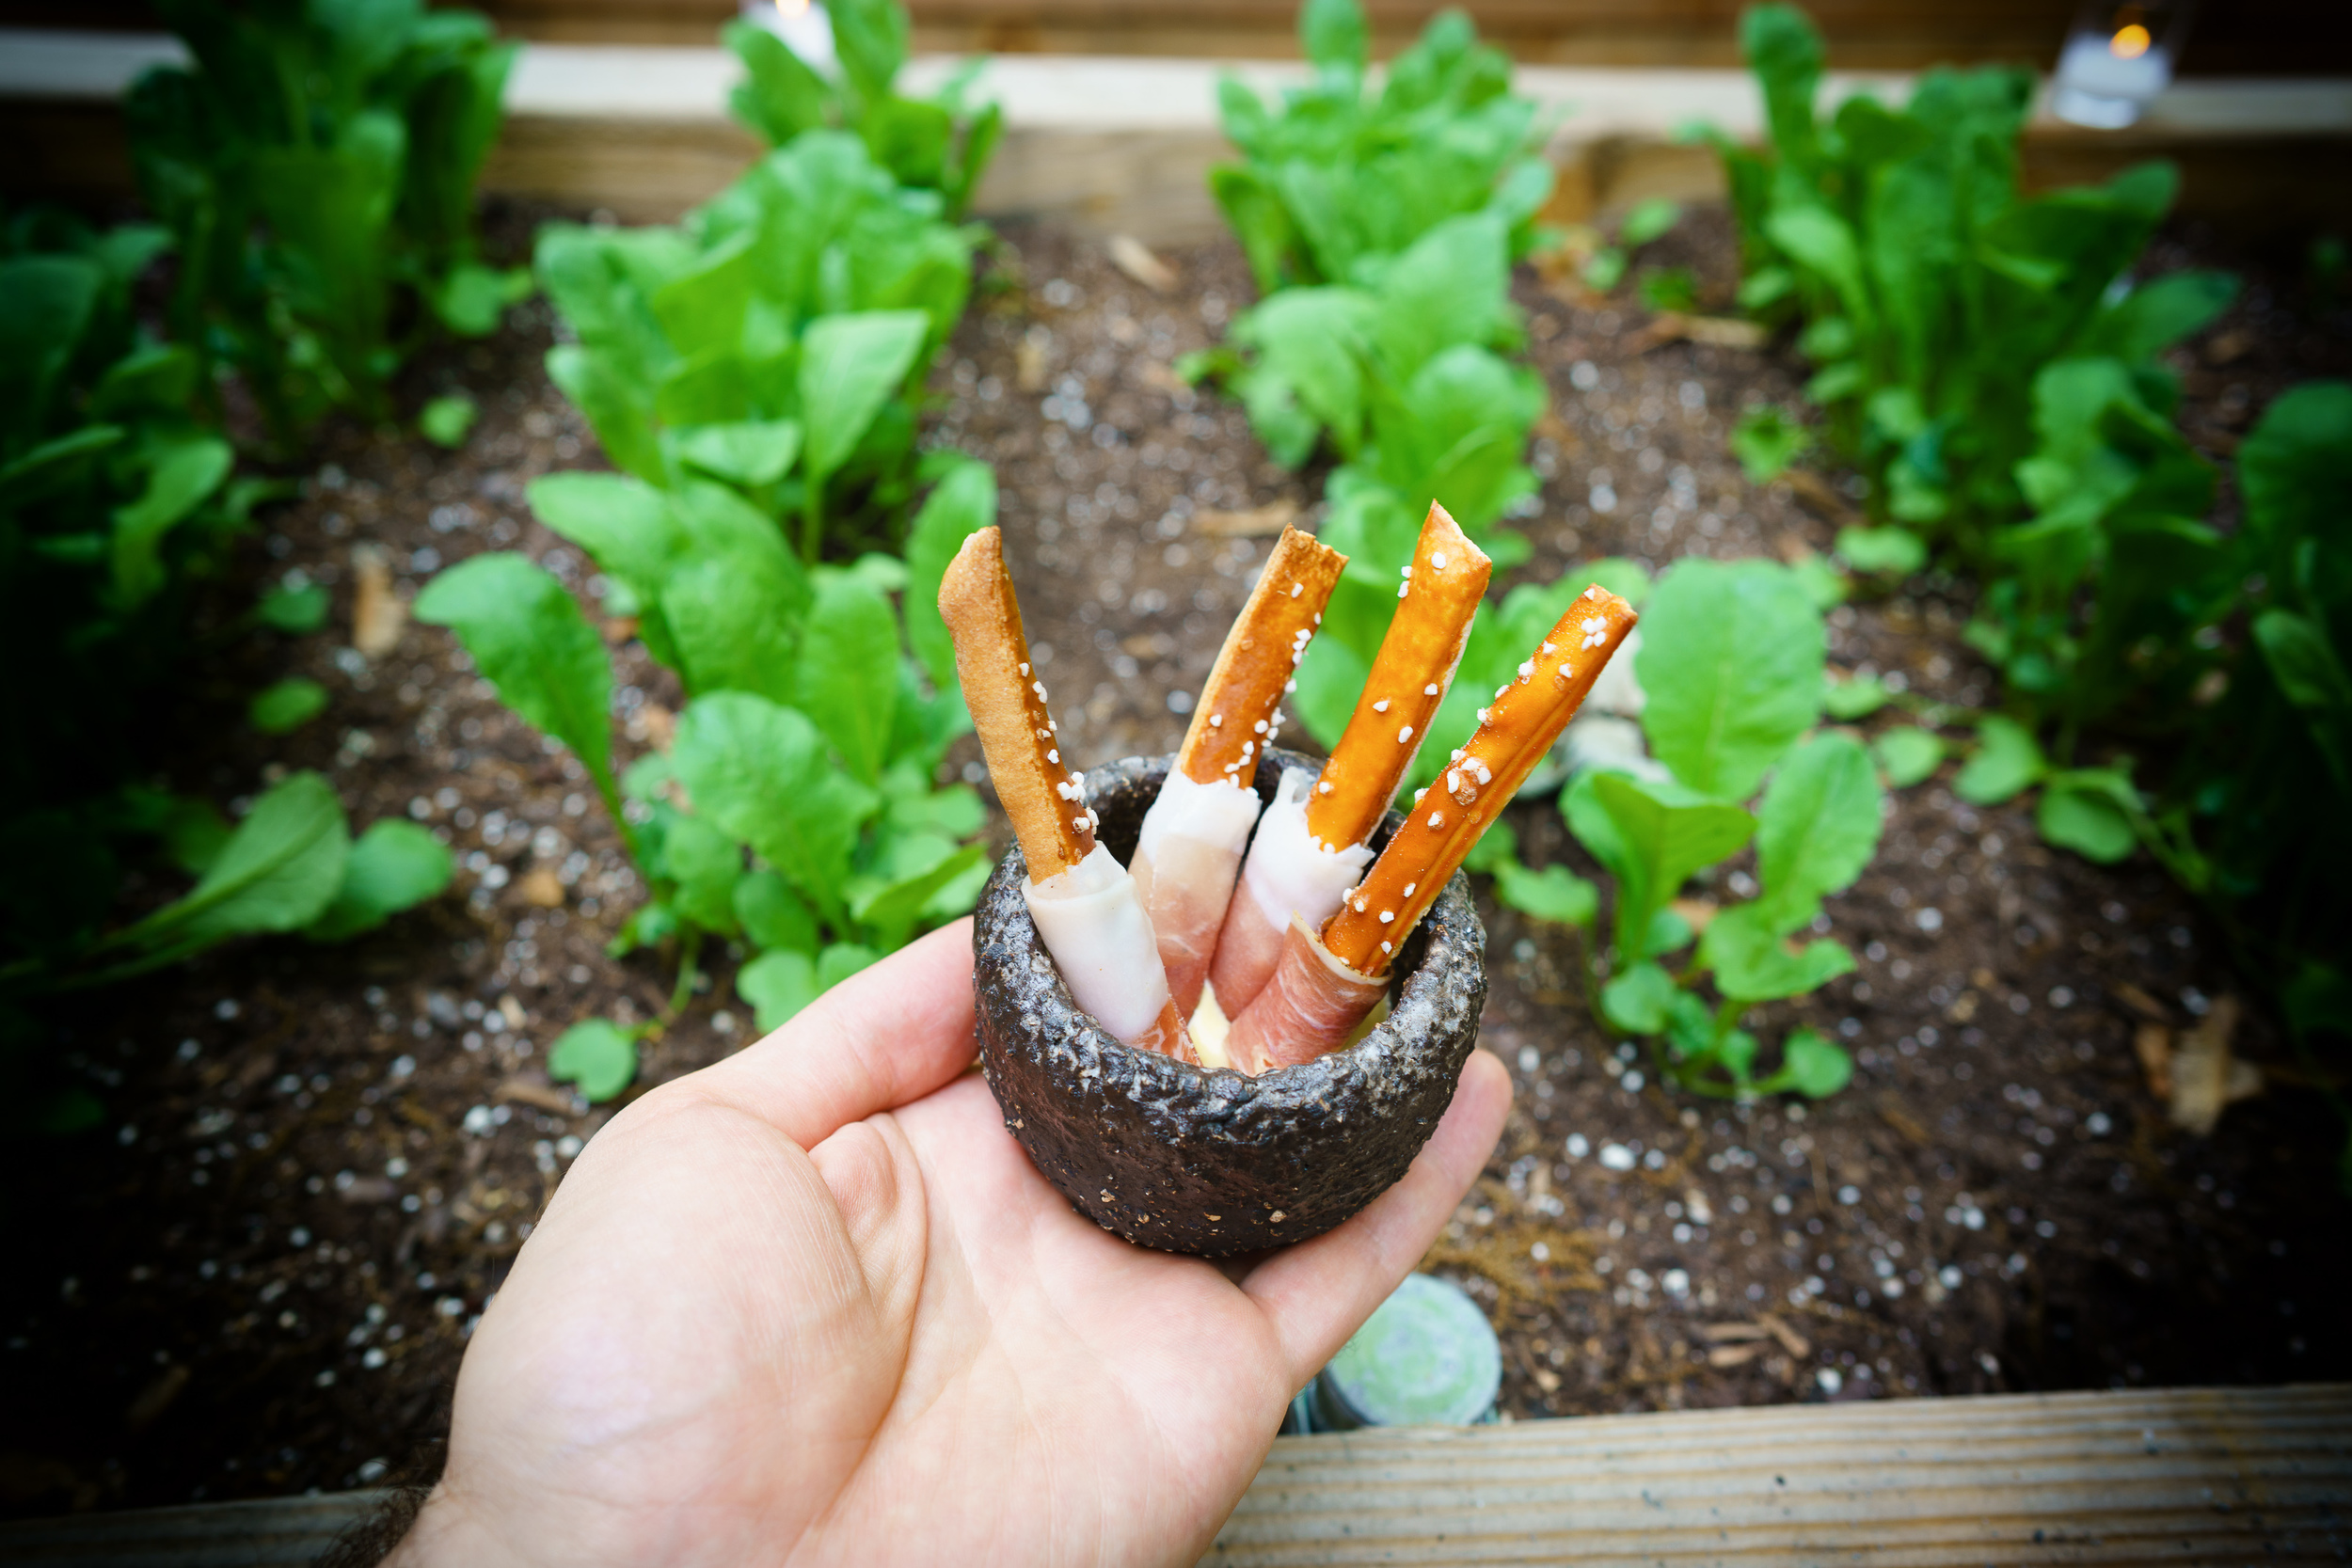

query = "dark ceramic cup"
[971, 748, 1488, 1258]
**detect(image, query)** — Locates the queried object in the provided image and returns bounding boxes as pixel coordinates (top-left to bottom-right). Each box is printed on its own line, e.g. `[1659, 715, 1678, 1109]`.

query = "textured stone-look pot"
[973, 749, 1488, 1258]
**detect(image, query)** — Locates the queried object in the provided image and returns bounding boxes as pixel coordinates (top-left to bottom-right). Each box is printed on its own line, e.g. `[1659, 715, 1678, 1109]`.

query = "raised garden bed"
[4, 195, 2346, 1519]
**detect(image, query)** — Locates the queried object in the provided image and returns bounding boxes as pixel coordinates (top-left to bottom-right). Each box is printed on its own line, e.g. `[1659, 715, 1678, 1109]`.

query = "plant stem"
[663, 927, 705, 1022]
[802, 476, 825, 566]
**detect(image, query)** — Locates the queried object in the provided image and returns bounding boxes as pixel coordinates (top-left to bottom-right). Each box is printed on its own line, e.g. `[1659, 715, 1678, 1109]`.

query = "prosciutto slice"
[1128, 769, 1264, 1018]
[1224, 914, 1391, 1076]
[1207, 767, 1374, 1016]
[1025, 843, 1195, 1062]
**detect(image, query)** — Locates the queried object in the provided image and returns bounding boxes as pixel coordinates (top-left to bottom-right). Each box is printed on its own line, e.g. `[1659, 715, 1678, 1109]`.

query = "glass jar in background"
[2052, 1, 2197, 128]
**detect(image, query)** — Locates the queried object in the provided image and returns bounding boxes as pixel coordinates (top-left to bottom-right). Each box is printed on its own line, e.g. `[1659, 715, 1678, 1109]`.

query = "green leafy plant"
[2, 211, 443, 995]
[124, 0, 525, 439]
[533, 130, 977, 568]
[1729, 402, 1810, 483]
[419, 391, 478, 448]
[1208, 0, 1554, 294]
[1491, 559, 1883, 1100]
[723, 0, 1002, 217]
[1715, 4, 2233, 548]
[420, 458, 997, 1036]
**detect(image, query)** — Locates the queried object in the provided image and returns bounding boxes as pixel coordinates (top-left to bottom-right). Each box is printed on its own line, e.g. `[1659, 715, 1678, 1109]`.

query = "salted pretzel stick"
[1227, 584, 1640, 1072]
[1132, 525, 1346, 1019]
[940, 528, 1190, 1060]
[1207, 503, 1490, 1015]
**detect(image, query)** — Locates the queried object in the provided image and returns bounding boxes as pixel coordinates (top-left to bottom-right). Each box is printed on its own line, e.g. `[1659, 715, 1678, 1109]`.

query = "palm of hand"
[396, 923, 1507, 1568]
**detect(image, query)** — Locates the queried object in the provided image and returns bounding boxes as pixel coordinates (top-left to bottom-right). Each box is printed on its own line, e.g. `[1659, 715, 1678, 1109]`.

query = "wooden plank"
[0, 1386, 2344, 1565]
[1207, 1384, 2352, 1565]
[9, 33, 2348, 236]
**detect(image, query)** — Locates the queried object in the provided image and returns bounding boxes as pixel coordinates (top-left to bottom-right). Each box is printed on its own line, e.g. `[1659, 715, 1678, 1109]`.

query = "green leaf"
[119, 772, 350, 954]
[735, 869, 818, 953]
[819, 942, 881, 989]
[548, 1020, 638, 1102]
[1776, 1026, 1852, 1099]
[798, 574, 902, 783]
[1751, 732, 1882, 932]
[258, 582, 331, 634]
[111, 436, 233, 607]
[1300, 0, 1370, 74]
[669, 691, 880, 917]
[419, 393, 479, 449]
[1620, 198, 1681, 246]
[415, 554, 614, 799]
[1492, 860, 1598, 930]
[2036, 768, 2141, 863]
[249, 677, 329, 735]
[663, 814, 745, 935]
[1729, 404, 1809, 483]
[1581, 771, 1756, 961]
[739, 947, 820, 1033]
[306, 821, 453, 942]
[1635, 559, 1825, 800]
[1873, 726, 1944, 788]
[676, 420, 802, 487]
[903, 461, 997, 688]
[1823, 674, 1890, 720]
[527, 472, 682, 603]
[850, 839, 987, 949]
[1601, 960, 1677, 1034]
[1954, 715, 2046, 804]
[1835, 525, 1927, 576]
[1701, 905, 1853, 1003]
[799, 309, 931, 483]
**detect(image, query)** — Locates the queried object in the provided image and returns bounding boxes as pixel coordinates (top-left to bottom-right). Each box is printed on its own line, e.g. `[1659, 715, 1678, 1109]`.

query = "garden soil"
[5, 201, 2347, 1518]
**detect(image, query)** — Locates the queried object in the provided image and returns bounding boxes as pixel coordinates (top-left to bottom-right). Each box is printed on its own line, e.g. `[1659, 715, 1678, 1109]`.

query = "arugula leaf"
[1492, 860, 1599, 931]
[1570, 771, 1756, 962]
[903, 459, 997, 688]
[1872, 725, 1944, 787]
[1954, 714, 2045, 804]
[797, 573, 903, 784]
[2037, 768, 2142, 863]
[735, 870, 818, 954]
[1836, 525, 1927, 577]
[249, 677, 330, 735]
[800, 309, 931, 486]
[739, 947, 820, 1033]
[415, 553, 618, 812]
[419, 392, 478, 448]
[1772, 1027, 1853, 1100]
[669, 692, 881, 921]
[259, 581, 331, 634]
[1601, 959, 1677, 1034]
[1749, 731, 1883, 933]
[1635, 559, 1824, 800]
[548, 1020, 638, 1102]
[306, 820, 453, 941]
[663, 814, 745, 936]
[1700, 905, 1854, 1003]
[116, 771, 350, 955]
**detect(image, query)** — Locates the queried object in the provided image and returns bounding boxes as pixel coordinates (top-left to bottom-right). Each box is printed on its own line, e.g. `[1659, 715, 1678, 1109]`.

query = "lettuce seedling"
[724, 0, 1003, 218]
[124, 0, 522, 441]
[1494, 559, 1883, 1101]
[1207, 0, 1553, 293]
[417, 460, 998, 1033]
[534, 132, 974, 566]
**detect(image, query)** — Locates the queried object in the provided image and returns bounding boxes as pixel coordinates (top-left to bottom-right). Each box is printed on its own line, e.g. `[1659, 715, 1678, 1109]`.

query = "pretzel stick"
[1307, 501, 1492, 848]
[1326, 585, 1640, 974]
[1227, 584, 1638, 1071]
[1207, 503, 1489, 1014]
[940, 528, 1191, 1059]
[1133, 525, 1346, 1017]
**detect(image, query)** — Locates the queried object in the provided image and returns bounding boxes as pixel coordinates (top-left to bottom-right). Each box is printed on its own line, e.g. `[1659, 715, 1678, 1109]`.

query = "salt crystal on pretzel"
[1207, 502, 1489, 1015]
[940, 528, 1191, 1059]
[1132, 525, 1345, 1017]
[1226, 583, 1639, 1072]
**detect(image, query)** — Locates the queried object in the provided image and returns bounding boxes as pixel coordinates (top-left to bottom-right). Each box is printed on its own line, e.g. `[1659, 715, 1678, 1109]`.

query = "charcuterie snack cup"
[972, 748, 1487, 1258]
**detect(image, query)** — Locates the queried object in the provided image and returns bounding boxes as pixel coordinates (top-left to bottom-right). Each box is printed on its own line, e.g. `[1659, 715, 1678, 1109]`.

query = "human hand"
[389, 920, 1511, 1568]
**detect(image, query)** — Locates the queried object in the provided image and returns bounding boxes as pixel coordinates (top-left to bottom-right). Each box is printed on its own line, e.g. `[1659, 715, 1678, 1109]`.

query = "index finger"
[691, 918, 979, 1148]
